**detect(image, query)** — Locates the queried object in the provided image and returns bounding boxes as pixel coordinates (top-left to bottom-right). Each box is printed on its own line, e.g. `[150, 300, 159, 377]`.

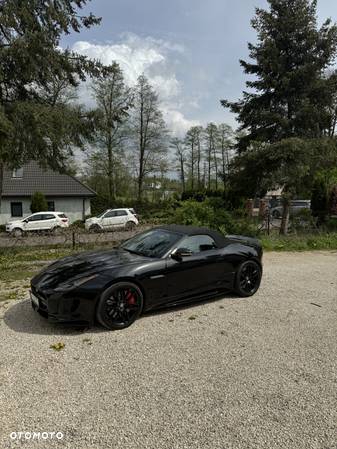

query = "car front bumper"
[30, 287, 97, 326]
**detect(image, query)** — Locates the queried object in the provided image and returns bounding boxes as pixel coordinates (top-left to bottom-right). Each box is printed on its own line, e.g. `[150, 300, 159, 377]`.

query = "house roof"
[2, 161, 96, 198]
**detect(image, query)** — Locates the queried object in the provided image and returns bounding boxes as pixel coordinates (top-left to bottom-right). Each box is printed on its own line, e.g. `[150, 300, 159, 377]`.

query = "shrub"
[168, 198, 264, 236]
[70, 220, 85, 229]
[329, 185, 337, 215]
[30, 192, 48, 213]
[311, 179, 328, 223]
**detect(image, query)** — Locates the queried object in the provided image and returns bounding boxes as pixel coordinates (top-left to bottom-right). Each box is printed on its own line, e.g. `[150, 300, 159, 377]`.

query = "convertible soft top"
[156, 224, 227, 248]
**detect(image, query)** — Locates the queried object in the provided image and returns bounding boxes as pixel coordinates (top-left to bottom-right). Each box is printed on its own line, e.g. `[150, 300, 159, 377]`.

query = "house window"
[11, 202, 23, 217]
[12, 168, 23, 178]
[47, 201, 55, 212]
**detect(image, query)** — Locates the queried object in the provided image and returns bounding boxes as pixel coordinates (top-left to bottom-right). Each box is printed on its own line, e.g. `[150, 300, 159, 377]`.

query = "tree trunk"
[107, 138, 114, 203]
[180, 156, 185, 192]
[190, 142, 194, 190]
[0, 161, 3, 215]
[279, 196, 290, 235]
[197, 143, 201, 189]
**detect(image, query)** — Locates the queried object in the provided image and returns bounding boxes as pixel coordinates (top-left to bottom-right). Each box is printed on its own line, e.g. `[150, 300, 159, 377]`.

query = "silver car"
[271, 200, 311, 219]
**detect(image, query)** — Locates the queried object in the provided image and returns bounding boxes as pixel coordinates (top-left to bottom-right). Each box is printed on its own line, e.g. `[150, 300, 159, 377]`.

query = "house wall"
[0, 197, 92, 225]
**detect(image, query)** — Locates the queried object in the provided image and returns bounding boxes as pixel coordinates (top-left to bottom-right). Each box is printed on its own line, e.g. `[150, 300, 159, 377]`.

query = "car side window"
[115, 210, 127, 216]
[104, 211, 116, 218]
[177, 235, 217, 254]
[43, 214, 56, 220]
[27, 215, 42, 222]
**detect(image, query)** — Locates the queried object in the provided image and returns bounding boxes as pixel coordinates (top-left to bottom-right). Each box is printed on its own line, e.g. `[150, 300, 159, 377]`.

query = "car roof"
[30, 211, 64, 214]
[156, 224, 227, 247]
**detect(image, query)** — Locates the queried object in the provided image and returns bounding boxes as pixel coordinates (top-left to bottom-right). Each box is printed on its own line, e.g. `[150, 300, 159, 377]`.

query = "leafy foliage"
[0, 0, 105, 174]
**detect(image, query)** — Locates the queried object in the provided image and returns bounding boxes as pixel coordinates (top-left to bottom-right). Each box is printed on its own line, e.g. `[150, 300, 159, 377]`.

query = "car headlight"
[54, 274, 98, 292]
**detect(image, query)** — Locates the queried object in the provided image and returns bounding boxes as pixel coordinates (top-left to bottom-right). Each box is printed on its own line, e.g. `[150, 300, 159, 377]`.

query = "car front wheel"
[11, 228, 23, 238]
[235, 260, 262, 297]
[96, 282, 144, 330]
[89, 224, 101, 233]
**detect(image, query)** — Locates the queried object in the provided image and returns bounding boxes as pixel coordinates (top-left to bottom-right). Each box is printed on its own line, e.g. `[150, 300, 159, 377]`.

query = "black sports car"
[30, 225, 263, 330]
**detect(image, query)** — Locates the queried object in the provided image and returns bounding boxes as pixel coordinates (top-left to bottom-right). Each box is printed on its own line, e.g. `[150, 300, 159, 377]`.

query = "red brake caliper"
[126, 290, 136, 305]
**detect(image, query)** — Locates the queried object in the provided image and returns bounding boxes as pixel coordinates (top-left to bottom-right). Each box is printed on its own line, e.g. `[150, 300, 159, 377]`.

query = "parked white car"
[85, 208, 139, 232]
[270, 200, 311, 219]
[6, 212, 69, 237]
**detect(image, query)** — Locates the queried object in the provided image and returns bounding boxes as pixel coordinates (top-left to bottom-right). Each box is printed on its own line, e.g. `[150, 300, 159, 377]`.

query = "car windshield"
[121, 229, 182, 258]
[96, 210, 108, 218]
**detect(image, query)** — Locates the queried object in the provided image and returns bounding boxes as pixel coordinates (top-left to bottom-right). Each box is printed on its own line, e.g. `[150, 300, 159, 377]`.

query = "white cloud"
[71, 33, 197, 136]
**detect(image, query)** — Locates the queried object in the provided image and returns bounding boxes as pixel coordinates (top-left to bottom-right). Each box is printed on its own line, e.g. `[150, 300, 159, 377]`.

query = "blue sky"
[62, 0, 337, 135]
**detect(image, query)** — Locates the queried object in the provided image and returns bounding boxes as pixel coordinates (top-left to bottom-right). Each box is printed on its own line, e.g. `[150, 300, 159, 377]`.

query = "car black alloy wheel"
[96, 282, 143, 330]
[273, 210, 281, 219]
[235, 260, 262, 297]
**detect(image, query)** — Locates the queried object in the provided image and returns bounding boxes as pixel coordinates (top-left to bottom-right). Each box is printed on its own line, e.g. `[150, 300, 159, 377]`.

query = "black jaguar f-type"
[30, 225, 263, 330]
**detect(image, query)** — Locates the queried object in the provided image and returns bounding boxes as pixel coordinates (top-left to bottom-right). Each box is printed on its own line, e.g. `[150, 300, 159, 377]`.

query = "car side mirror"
[23, 219, 28, 223]
[171, 248, 193, 261]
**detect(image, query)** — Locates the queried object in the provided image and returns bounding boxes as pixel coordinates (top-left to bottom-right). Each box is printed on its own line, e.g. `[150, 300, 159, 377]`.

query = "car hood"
[31, 248, 149, 289]
[6, 219, 23, 226]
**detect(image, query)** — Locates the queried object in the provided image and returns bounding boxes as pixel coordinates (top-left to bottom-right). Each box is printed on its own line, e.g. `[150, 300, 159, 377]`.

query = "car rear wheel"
[125, 221, 136, 230]
[235, 260, 262, 297]
[96, 282, 144, 330]
[272, 210, 281, 219]
[11, 228, 23, 238]
[52, 226, 61, 235]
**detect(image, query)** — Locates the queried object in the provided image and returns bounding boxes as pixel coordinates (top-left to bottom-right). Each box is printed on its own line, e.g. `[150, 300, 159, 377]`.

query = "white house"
[0, 161, 96, 225]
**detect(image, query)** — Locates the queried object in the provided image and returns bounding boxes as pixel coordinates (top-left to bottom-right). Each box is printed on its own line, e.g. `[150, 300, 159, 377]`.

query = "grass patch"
[261, 232, 337, 251]
[0, 244, 110, 281]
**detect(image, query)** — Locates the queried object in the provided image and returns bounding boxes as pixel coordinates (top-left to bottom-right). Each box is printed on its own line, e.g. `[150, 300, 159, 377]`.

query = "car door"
[41, 213, 57, 230]
[101, 211, 117, 230]
[165, 234, 227, 302]
[25, 214, 43, 231]
[114, 210, 128, 227]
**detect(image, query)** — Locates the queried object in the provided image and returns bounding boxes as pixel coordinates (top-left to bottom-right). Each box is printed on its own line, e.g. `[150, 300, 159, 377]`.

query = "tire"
[234, 260, 262, 297]
[89, 224, 101, 233]
[272, 210, 281, 219]
[52, 226, 61, 235]
[125, 221, 136, 231]
[11, 228, 23, 238]
[96, 282, 144, 330]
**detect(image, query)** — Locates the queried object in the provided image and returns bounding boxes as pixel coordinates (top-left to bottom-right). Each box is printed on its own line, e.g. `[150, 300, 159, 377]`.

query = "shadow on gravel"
[4, 293, 241, 335]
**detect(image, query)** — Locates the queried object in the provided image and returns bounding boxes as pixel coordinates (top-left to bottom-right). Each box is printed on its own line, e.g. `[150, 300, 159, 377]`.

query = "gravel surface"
[0, 251, 336, 449]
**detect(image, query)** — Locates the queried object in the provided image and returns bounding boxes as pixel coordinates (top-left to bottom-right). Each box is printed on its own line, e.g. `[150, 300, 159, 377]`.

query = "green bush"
[30, 192, 48, 213]
[70, 220, 85, 229]
[167, 198, 263, 236]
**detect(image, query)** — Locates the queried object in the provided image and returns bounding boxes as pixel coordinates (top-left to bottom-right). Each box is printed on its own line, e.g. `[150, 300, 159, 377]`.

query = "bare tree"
[129, 74, 168, 201]
[218, 123, 233, 188]
[171, 137, 187, 192]
[91, 63, 133, 201]
[204, 123, 218, 188]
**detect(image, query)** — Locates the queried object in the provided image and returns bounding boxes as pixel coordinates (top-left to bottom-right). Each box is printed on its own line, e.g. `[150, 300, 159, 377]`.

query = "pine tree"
[222, 0, 337, 152]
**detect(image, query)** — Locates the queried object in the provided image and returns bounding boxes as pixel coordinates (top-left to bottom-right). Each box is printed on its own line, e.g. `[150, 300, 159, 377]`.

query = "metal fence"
[0, 224, 153, 249]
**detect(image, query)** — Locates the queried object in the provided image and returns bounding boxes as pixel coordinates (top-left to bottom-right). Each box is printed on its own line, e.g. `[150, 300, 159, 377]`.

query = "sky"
[62, 0, 337, 136]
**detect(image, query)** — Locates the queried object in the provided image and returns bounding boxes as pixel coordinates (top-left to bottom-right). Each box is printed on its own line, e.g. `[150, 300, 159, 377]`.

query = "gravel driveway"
[0, 251, 336, 449]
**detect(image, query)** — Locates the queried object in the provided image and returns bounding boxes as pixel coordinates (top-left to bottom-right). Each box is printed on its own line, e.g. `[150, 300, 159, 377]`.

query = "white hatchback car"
[6, 212, 69, 237]
[85, 208, 139, 232]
